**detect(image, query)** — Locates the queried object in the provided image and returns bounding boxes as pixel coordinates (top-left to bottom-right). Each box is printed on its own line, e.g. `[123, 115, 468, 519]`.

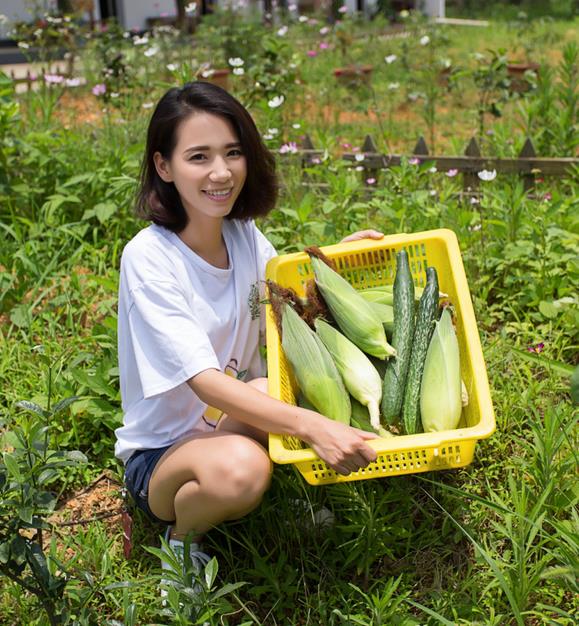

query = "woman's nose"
[209, 157, 232, 181]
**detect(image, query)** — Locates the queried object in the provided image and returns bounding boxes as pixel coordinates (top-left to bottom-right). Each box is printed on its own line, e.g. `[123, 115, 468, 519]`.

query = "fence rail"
[293, 134, 578, 191]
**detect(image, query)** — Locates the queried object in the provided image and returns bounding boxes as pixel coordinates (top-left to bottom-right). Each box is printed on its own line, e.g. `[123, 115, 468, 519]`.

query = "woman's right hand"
[301, 410, 379, 476]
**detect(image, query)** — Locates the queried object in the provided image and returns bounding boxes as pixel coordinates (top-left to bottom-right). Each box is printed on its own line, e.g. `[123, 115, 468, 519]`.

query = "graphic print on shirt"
[202, 358, 248, 428]
[248, 281, 260, 321]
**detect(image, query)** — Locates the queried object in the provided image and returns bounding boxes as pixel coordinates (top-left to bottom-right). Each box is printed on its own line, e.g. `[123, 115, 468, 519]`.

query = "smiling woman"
[115, 81, 383, 601]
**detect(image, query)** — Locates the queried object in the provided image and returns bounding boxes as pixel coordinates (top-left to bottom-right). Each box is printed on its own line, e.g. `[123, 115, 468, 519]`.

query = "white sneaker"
[160, 526, 211, 600]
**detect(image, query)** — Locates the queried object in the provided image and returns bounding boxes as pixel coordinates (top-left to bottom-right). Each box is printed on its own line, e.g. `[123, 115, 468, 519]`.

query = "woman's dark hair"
[136, 81, 278, 232]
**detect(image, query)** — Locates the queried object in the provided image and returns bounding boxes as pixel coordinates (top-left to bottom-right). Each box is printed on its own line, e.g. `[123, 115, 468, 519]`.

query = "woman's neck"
[178, 216, 229, 269]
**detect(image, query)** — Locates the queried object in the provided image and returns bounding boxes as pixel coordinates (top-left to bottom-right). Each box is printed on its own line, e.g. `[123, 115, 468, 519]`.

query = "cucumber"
[380, 249, 415, 425]
[402, 267, 440, 434]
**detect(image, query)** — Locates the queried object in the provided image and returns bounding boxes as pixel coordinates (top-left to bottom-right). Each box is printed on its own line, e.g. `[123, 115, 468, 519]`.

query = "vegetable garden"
[0, 3, 577, 625]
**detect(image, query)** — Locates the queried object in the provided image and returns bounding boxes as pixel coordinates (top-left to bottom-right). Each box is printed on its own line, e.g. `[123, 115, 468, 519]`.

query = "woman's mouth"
[203, 188, 233, 201]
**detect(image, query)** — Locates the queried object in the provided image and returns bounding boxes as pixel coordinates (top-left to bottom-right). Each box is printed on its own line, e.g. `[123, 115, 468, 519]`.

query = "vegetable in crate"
[281, 303, 351, 424]
[306, 248, 396, 360]
[350, 398, 395, 438]
[402, 266, 440, 434]
[381, 249, 415, 425]
[314, 318, 383, 431]
[420, 307, 462, 432]
[358, 284, 424, 307]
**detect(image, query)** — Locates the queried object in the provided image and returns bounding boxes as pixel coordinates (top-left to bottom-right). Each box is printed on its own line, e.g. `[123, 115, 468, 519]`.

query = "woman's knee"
[211, 436, 272, 501]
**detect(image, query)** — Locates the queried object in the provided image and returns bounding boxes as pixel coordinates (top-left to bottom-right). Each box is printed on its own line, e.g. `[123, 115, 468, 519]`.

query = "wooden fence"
[292, 134, 578, 191]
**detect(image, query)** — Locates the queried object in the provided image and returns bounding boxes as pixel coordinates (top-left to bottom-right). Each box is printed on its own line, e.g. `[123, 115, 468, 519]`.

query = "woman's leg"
[147, 379, 272, 540]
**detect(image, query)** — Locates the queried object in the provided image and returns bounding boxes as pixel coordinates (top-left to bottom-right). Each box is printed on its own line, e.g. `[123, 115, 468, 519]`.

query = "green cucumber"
[402, 267, 440, 434]
[380, 249, 415, 425]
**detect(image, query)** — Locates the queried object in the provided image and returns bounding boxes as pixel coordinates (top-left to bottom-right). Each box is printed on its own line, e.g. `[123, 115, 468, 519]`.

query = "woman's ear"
[153, 152, 173, 183]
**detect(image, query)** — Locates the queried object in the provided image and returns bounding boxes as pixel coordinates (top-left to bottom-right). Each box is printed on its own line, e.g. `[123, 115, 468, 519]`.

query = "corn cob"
[281, 303, 351, 424]
[308, 255, 396, 360]
[314, 318, 383, 431]
[420, 308, 462, 432]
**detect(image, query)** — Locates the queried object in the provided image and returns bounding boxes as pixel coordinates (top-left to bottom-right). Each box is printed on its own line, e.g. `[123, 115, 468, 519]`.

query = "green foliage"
[0, 8, 577, 625]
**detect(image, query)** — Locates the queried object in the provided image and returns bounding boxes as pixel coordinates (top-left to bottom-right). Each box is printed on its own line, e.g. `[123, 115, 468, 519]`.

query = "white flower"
[292, 123, 301, 129]
[65, 77, 82, 87]
[288, 3, 298, 10]
[384, 54, 397, 64]
[299, 15, 308, 23]
[185, 2, 197, 13]
[400, 9, 409, 17]
[142, 102, 154, 109]
[201, 69, 214, 78]
[18, 42, 30, 49]
[277, 25, 288, 36]
[167, 63, 178, 71]
[263, 133, 274, 140]
[429, 166, 437, 173]
[355, 153, 365, 162]
[387, 82, 399, 91]
[478, 169, 497, 182]
[144, 46, 159, 57]
[268, 95, 285, 108]
[319, 26, 329, 35]
[44, 74, 64, 84]
[33, 29, 43, 38]
[133, 35, 149, 45]
[420, 35, 430, 46]
[267, 128, 279, 135]
[228, 57, 244, 67]
[110, 92, 119, 98]
[355, 165, 364, 171]
[233, 67, 244, 75]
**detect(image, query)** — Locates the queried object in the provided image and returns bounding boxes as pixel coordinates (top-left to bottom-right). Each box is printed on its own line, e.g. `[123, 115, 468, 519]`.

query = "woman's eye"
[228, 149, 243, 157]
[189, 154, 206, 161]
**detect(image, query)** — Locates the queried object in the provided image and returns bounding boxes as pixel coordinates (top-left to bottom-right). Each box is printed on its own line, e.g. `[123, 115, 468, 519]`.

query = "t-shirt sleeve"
[128, 279, 220, 399]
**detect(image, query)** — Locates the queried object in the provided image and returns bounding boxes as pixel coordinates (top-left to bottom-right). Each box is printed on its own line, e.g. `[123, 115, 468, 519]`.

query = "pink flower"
[341, 142, 352, 149]
[279, 142, 299, 155]
[307, 50, 317, 57]
[446, 168, 458, 177]
[527, 342, 545, 353]
[311, 157, 321, 165]
[409, 157, 420, 165]
[92, 83, 106, 96]
[44, 74, 64, 84]
[319, 42, 329, 50]
[543, 192, 552, 201]
[366, 178, 376, 185]
[338, 5, 348, 13]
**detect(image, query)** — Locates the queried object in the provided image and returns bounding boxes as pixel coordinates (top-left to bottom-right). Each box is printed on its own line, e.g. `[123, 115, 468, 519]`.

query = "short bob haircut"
[136, 81, 278, 232]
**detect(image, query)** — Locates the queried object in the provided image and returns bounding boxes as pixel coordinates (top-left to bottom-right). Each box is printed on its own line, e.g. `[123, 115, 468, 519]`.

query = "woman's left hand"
[340, 229, 384, 243]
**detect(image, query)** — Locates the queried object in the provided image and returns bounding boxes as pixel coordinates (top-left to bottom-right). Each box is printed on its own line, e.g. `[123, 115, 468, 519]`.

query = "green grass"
[0, 6, 577, 625]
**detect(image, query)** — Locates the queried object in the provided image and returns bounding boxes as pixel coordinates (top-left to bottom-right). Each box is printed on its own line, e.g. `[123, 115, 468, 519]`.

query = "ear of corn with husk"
[281, 303, 351, 424]
[314, 318, 383, 431]
[308, 255, 396, 360]
[420, 308, 462, 432]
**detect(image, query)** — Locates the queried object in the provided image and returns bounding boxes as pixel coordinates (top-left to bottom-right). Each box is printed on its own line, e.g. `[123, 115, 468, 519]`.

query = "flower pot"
[197, 68, 230, 91]
[507, 62, 540, 93]
[333, 65, 373, 88]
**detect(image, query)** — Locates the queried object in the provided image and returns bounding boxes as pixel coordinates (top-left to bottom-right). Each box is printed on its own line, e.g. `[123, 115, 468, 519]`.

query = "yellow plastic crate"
[265, 228, 495, 485]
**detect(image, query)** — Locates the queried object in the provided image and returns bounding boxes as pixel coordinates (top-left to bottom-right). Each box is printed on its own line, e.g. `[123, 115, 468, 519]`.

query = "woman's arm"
[188, 369, 378, 476]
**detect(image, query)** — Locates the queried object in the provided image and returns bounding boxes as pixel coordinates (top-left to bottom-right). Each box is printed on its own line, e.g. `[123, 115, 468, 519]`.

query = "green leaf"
[15, 400, 49, 417]
[571, 365, 579, 405]
[94, 201, 117, 224]
[204, 556, 218, 589]
[52, 396, 80, 415]
[539, 300, 558, 319]
[18, 506, 34, 525]
[3, 453, 22, 480]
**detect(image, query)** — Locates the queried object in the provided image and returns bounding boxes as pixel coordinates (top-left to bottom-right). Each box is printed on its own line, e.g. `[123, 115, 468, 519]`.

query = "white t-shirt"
[114, 220, 277, 464]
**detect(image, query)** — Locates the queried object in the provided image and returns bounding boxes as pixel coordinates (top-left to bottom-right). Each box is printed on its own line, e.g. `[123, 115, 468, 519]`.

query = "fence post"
[361, 134, 379, 184]
[519, 137, 537, 191]
[463, 136, 480, 192]
[412, 136, 429, 157]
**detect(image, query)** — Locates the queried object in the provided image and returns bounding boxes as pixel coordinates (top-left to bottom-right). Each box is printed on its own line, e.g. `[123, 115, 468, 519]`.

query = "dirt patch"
[54, 91, 104, 127]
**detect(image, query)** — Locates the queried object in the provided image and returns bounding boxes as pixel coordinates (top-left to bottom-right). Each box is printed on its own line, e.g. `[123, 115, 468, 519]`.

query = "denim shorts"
[124, 446, 175, 525]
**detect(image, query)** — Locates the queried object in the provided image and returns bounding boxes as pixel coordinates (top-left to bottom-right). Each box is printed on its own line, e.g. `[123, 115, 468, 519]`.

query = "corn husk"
[308, 255, 396, 359]
[420, 308, 462, 432]
[314, 318, 382, 431]
[281, 303, 351, 424]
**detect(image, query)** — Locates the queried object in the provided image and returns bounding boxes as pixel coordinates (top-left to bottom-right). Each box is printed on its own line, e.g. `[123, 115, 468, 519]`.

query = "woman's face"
[154, 112, 247, 221]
